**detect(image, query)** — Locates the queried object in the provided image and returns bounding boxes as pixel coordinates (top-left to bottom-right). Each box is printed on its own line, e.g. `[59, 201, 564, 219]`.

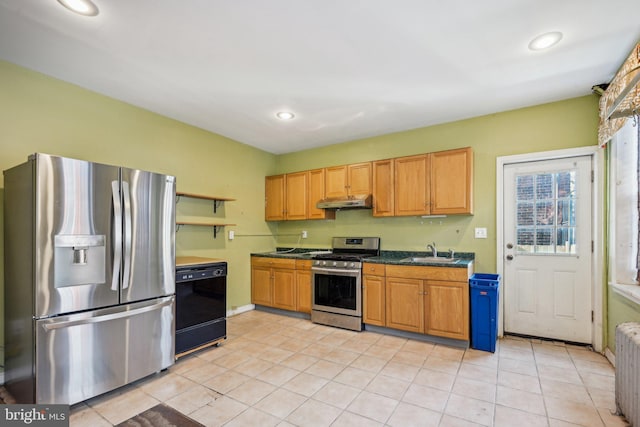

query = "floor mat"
[116, 403, 204, 427]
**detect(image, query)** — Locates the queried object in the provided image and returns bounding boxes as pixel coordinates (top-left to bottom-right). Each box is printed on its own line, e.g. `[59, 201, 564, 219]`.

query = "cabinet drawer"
[363, 263, 386, 276]
[296, 259, 313, 270]
[386, 264, 469, 282]
[251, 257, 296, 269]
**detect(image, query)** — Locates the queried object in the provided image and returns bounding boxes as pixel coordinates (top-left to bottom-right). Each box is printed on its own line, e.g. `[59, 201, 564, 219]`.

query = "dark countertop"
[364, 251, 474, 268]
[251, 249, 474, 268]
[176, 256, 227, 267]
[251, 248, 331, 260]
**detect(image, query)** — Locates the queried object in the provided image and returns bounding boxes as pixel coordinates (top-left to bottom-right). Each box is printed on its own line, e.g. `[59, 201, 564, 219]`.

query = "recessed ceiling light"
[276, 111, 295, 120]
[57, 0, 99, 16]
[528, 31, 563, 51]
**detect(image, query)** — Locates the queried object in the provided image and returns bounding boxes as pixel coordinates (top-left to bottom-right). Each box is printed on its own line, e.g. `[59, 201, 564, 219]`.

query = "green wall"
[274, 96, 600, 275]
[0, 61, 278, 367]
[608, 290, 640, 352]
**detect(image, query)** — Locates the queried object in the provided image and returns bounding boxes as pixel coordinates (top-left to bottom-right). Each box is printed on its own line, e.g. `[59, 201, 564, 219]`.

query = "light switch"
[228, 230, 235, 240]
[475, 227, 488, 239]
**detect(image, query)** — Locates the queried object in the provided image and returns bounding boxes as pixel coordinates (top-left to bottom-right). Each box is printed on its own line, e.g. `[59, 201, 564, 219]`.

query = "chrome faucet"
[427, 242, 437, 257]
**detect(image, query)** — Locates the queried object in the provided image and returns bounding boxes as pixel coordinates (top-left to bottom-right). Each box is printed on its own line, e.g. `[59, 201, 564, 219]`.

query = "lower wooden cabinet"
[251, 265, 274, 306]
[365, 262, 472, 341]
[252, 257, 472, 340]
[251, 257, 312, 314]
[251, 257, 297, 310]
[295, 260, 313, 313]
[363, 263, 386, 325]
[385, 277, 424, 333]
[424, 280, 469, 340]
[272, 268, 296, 310]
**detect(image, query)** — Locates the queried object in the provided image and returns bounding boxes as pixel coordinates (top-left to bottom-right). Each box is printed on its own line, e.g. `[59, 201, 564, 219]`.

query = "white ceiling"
[1, 0, 639, 154]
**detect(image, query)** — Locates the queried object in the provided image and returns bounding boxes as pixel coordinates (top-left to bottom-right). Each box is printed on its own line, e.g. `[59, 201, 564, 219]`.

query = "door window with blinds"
[611, 119, 640, 285]
[515, 170, 577, 254]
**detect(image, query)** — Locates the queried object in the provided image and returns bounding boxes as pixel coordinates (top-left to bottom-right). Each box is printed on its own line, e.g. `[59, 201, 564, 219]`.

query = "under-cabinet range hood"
[316, 194, 372, 209]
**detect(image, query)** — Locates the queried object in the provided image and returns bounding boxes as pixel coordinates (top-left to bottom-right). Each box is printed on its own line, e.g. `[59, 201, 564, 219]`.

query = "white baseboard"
[227, 304, 255, 318]
[605, 347, 616, 367]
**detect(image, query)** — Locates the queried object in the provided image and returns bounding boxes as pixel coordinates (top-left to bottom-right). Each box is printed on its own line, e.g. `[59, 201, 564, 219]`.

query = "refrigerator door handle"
[111, 180, 122, 291]
[40, 298, 173, 330]
[122, 180, 133, 290]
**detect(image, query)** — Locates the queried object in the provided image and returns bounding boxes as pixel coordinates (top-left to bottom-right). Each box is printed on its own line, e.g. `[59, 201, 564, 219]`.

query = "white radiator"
[616, 322, 640, 427]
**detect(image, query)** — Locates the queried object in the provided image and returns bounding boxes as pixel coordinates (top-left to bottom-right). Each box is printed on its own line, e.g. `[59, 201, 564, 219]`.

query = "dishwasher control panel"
[176, 262, 227, 283]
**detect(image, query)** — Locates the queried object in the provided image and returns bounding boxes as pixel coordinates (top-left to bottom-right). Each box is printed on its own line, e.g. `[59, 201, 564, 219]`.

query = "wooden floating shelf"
[176, 221, 236, 238]
[176, 192, 236, 213]
[176, 191, 236, 202]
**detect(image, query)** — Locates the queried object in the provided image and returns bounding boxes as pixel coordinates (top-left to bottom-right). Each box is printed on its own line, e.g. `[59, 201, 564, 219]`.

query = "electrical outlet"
[228, 230, 235, 240]
[474, 227, 487, 239]
[302, 230, 308, 239]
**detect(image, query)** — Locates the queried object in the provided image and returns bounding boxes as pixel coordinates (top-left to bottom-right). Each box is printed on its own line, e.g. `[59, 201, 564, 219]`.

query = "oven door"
[312, 267, 361, 316]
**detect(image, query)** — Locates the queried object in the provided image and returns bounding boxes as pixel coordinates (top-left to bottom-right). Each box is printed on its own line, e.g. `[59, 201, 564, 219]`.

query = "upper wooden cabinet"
[394, 154, 430, 216]
[266, 170, 335, 221]
[372, 159, 394, 217]
[394, 147, 473, 216]
[308, 169, 335, 220]
[285, 171, 308, 220]
[265, 174, 285, 221]
[430, 147, 473, 215]
[265, 147, 472, 221]
[325, 162, 372, 198]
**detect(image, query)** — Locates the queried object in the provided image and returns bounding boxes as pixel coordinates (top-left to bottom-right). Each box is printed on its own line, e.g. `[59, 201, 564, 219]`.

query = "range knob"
[332, 261, 337, 266]
[349, 262, 356, 268]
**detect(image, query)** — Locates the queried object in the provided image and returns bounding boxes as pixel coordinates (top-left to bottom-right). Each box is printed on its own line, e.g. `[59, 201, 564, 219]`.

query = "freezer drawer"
[35, 296, 175, 404]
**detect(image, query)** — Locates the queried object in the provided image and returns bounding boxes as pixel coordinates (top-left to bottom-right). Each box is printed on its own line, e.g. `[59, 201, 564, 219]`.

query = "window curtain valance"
[598, 42, 640, 147]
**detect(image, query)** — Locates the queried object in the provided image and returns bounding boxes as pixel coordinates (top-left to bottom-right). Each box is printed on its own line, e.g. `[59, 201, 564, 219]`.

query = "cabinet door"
[296, 269, 312, 313]
[285, 171, 308, 220]
[348, 162, 372, 196]
[431, 147, 473, 215]
[265, 175, 285, 221]
[252, 266, 273, 306]
[363, 274, 385, 326]
[325, 165, 348, 198]
[385, 277, 424, 333]
[308, 168, 335, 220]
[424, 280, 469, 340]
[394, 154, 430, 216]
[372, 159, 394, 217]
[272, 268, 297, 311]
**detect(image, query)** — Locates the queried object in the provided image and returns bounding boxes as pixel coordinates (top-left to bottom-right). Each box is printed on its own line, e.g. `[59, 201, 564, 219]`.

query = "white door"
[503, 156, 592, 343]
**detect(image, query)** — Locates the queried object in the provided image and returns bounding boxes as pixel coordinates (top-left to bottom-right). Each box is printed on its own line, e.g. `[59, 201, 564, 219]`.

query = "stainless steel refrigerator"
[3, 153, 176, 404]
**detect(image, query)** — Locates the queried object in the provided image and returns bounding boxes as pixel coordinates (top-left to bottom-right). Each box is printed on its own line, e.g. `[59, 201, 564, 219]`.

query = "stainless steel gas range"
[311, 237, 380, 331]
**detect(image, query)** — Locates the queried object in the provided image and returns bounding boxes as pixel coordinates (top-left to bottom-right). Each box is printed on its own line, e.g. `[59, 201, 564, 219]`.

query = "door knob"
[506, 255, 514, 260]
[506, 243, 513, 249]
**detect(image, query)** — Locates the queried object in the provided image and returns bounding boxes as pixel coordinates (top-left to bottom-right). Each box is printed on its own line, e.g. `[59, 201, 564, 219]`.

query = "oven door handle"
[312, 268, 360, 275]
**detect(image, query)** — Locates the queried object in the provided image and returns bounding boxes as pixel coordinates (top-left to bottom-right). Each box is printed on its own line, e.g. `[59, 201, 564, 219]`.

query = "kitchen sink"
[400, 256, 460, 264]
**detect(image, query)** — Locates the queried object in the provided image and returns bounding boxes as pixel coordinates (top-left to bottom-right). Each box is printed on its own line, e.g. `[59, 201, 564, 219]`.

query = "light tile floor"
[70, 310, 629, 427]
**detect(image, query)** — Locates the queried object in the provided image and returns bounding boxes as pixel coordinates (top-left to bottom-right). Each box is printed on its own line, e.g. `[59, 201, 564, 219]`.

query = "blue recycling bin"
[470, 273, 501, 352]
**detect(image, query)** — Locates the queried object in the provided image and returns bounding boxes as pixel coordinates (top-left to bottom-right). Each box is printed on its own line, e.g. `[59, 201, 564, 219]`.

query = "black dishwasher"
[175, 261, 227, 356]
